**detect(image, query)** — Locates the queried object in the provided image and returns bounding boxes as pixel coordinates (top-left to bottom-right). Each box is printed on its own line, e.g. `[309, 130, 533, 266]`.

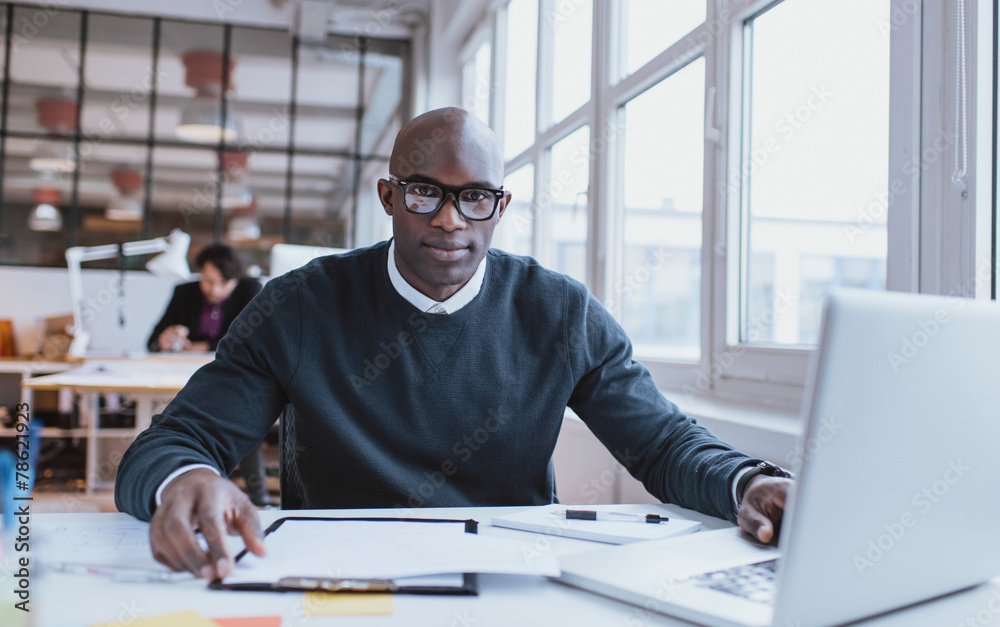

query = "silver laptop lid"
[773, 289, 1000, 627]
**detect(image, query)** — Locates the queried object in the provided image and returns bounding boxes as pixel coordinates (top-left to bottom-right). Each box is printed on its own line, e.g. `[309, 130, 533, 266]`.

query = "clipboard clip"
[278, 576, 401, 592]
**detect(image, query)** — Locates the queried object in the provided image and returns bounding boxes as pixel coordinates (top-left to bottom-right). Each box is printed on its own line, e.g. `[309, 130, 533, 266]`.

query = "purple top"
[198, 300, 226, 340]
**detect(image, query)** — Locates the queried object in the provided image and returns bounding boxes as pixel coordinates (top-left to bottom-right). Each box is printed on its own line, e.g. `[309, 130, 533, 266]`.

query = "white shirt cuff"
[154, 463, 220, 507]
[731, 465, 756, 513]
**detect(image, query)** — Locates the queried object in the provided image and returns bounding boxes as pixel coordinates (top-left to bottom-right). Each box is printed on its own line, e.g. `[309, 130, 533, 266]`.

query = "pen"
[51, 563, 193, 583]
[550, 509, 669, 524]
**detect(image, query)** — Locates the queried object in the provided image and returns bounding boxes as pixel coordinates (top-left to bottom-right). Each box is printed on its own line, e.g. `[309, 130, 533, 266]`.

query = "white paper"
[491, 504, 702, 545]
[224, 519, 560, 583]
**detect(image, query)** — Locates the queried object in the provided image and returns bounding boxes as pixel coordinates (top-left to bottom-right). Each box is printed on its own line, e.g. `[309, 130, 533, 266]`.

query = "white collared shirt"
[387, 240, 487, 314]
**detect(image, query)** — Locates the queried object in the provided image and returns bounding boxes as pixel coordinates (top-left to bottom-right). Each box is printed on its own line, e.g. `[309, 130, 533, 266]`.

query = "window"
[470, 0, 987, 409]
[496, 163, 534, 256]
[0, 2, 409, 273]
[546, 126, 589, 285]
[502, 0, 538, 160]
[739, 0, 890, 346]
[547, 0, 591, 126]
[618, 57, 705, 360]
[461, 36, 491, 125]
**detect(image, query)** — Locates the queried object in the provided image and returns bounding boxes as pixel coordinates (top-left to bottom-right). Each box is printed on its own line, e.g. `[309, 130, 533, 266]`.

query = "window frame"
[474, 0, 993, 414]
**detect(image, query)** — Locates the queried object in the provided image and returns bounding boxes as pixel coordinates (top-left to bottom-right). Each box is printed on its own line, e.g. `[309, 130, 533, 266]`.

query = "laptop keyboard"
[688, 559, 779, 604]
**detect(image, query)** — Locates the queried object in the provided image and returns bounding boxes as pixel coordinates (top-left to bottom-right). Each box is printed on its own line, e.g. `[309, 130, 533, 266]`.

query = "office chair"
[278, 404, 306, 510]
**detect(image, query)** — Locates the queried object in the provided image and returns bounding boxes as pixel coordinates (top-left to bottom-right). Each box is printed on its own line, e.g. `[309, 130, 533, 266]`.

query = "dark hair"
[194, 244, 245, 281]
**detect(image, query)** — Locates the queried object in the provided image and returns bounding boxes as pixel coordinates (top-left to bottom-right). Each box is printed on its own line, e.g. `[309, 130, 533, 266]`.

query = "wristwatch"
[736, 461, 792, 509]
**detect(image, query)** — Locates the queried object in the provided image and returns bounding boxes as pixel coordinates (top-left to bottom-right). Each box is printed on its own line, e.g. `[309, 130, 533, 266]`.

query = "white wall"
[0, 266, 177, 355]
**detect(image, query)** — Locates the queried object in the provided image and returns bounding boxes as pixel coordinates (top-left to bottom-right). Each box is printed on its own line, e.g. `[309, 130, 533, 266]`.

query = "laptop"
[557, 288, 1000, 627]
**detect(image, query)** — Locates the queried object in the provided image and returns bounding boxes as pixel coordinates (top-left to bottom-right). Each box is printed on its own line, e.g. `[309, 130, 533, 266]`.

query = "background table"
[21, 354, 211, 493]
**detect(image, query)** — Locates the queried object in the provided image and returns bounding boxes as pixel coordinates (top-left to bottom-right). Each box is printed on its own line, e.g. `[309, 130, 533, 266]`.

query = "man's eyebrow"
[406, 173, 502, 189]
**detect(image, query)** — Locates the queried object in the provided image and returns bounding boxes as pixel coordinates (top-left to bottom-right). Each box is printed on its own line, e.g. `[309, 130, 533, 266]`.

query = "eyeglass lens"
[403, 183, 495, 219]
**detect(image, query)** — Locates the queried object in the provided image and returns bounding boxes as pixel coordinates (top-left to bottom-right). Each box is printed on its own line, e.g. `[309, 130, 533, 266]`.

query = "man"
[147, 244, 260, 353]
[115, 107, 791, 581]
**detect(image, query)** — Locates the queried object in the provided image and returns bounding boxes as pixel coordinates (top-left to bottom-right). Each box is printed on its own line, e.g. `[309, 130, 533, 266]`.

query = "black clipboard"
[208, 516, 479, 595]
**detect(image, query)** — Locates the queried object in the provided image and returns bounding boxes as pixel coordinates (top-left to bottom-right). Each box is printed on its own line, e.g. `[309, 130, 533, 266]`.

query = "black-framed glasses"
[389, 174, 504, 221]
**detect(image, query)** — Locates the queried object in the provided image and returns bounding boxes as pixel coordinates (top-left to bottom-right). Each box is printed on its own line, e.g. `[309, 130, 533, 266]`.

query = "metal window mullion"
[213, 23, 233, 243]
[141, 17, 161, 240]
[283, 35, 299, 244]
[0, 3, 14, 241]
[350, 37, 368, 249]
[68, 10, 89, 249]
[588, 0, 610, 300]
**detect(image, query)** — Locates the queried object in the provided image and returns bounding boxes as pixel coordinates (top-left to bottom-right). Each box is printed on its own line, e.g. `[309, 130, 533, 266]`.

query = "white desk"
[21, 355, 211, 493]
[25, 505, 1000, 626]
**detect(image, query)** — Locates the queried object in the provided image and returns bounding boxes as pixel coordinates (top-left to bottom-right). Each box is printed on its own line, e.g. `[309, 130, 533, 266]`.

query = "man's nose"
[430, 194, 467, 230]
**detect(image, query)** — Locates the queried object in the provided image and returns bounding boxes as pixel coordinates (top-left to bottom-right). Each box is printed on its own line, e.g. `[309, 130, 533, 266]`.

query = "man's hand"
[157, 325, 191, 352]
[736, 476, 792, 545]
[149, 468, 267, 579]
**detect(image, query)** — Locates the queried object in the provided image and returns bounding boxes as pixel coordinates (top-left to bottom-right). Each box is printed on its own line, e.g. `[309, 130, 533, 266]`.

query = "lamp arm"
[64, 236, 169, 357]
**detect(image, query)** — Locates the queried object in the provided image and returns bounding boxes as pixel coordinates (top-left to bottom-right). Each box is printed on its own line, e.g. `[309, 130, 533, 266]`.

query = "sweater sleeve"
[116, 274, 303, 520]
[564, 284, 755, 521]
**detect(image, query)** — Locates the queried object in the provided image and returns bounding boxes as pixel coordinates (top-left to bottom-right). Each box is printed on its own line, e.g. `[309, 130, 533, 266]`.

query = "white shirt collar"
[387, 240, 487, 314]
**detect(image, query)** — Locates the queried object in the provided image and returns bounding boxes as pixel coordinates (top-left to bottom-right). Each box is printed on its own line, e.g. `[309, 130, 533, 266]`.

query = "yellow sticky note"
[303, 592, 395, 616]
[92, 610, 218, 627]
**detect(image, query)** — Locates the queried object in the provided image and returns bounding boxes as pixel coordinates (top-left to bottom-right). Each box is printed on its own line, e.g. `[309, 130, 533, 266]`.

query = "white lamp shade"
[146, 229, 192, 281]
[175, 96, 240, 144]
[28, 203, 63, 231]
[105, 194, 144, 221]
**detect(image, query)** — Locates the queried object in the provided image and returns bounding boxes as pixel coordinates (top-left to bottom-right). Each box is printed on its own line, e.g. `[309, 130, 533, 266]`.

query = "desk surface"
[25, 505, 1000, 627]
[21, 357, 211, 393]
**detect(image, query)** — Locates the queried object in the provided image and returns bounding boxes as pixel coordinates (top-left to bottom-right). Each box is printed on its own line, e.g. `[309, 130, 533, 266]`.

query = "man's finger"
[230, 499, 268, 558]
[738, 507, 774, 544]
[198, 511, 234, 579]
[159, 510, 213, 577]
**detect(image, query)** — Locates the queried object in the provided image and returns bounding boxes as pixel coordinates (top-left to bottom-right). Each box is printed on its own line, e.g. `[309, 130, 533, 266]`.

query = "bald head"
[390, 107, 504, 185]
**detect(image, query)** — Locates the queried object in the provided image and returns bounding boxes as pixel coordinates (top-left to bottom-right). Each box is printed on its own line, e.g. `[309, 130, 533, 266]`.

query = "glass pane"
[620, 58, 704, 360]
[358, 49, 404, 157]
[503, 0, 538, 159]
[294, 37, 359, 152]
[83, 14, 154, 141]
[624, 0, 705, 76]
[151, 146, 218, 255]
[495, 163, 534, 256]
[231, 27, 292, 150]
[224, 150, 286, 273]
[288, 154, 350, 247]
[77, 144, 148, 259]
[547, 126, 589, 284]
[550, 0, 591, 124]
[743, 0, 890, 345]
[2, 138, 72, 266]
[462, 39, 491, 125]
[155, 21, 225, 144]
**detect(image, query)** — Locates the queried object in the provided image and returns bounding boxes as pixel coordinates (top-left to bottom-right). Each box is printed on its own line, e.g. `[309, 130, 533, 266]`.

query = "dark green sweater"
[115, 241, 755, 521]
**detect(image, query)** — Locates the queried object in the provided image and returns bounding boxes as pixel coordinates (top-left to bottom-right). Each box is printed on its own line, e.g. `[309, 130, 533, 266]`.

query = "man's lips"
[423, 242, 469, 261]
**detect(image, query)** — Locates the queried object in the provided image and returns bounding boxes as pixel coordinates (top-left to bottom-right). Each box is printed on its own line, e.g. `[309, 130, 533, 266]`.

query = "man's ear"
[497, 191, 512, 221]
[377, 179, 394, 216]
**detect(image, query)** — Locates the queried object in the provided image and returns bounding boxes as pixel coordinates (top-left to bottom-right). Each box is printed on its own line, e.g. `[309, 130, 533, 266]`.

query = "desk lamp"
[65, 229, 192, 358]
